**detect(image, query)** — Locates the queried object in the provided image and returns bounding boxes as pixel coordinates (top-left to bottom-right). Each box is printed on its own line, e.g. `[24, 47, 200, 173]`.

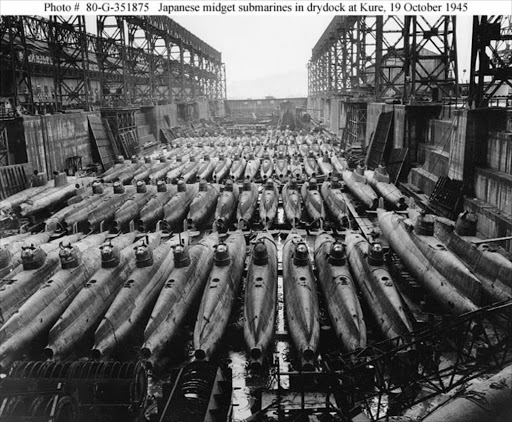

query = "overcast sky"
[84, 15, 479, 100]
[172, 15, 333, 99]
[173, 15, 475, 99]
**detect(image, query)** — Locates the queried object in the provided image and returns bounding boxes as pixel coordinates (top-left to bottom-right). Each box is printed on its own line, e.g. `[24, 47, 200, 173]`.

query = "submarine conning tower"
[59, 243, 80, 269]
[135, 243, 154, 268]
[101, 242, 120, 268]
[328, 241, 346, 266]
[253, 240, 269, 265]
[367, 241, 384, 266]
[293, 242, 309, 266]
[173, 245, 191, 268]
[214, 243, 230, 267]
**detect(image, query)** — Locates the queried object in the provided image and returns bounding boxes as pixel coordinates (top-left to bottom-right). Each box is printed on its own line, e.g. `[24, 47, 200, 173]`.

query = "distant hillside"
[227, 70, 308, 99]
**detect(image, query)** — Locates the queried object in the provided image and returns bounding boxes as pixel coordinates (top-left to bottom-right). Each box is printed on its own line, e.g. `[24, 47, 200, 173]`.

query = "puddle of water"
[277, 206, 285, 226]
[274, 235, 290, 391]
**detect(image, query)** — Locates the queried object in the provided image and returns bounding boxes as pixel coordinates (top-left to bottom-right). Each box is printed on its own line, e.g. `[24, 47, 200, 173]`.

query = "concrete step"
[408, 167, 439, 197]
[474, 167, 512, 216]
[417, 143, 450, 176]
[487, 131, 512, 174]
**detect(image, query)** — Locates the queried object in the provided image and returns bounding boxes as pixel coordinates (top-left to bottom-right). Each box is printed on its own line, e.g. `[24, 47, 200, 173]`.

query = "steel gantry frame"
[0, 16, 226, 112]
[48, 16, 90, 111]
[309, 16, 458, 102]
[469, 16, 512, 108]
[0, 16, 35, 115]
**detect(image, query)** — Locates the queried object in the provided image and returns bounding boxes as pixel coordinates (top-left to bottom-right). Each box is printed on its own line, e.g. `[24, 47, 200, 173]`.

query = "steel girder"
[324, 299, 512, 420]
[48, 16, 90, 111]
[308, 16, 459, 102]
[126, 19, 154, 105]
[96, 16, 129, 107]
[143, 16, 224, 102]
[1, 16, 225, 113]
[150, 29, 171, 104]
[0, 16, 35, 114]
[405, 16, 458, 101]
[469, 16, 512, 108]
[377, 15, 407, 100]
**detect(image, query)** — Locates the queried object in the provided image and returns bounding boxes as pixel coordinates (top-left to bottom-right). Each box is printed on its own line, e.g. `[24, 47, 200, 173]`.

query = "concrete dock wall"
[402, 106, 511, 253]
[474, 168, 512, 216]
[23, 112, 96, 177]
[487, 131, 512, 175]
[143, 104, 178, 144]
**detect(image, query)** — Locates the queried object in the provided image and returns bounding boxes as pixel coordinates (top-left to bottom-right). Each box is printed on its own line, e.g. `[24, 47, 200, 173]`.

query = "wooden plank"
[102, 118, 120, 157]
[427, 176, 464, 219]
[0, 164, 28, 200]
[88, 115, 116, 170]
[387, 148, 409, 184]
[366, 111, 393, 170]
[160, 129, 172, 144]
